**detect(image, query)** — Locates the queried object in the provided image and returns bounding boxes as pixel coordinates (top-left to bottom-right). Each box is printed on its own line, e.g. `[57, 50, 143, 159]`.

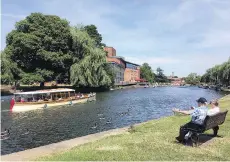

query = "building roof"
[124, 60, 140, 66]
[14, 88, 75, 95]
[110, 56, 125, 61]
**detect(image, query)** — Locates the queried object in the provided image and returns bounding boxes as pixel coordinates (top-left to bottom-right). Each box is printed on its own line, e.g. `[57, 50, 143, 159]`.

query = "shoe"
[176, 137, 182, 143]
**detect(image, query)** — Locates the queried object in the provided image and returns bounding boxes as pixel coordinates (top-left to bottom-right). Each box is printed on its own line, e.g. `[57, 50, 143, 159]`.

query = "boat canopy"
[14, 88, 75, 95]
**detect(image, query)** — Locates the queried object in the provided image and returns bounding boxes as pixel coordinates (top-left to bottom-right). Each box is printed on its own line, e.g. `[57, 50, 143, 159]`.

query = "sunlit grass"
[38, 95, 230, 161]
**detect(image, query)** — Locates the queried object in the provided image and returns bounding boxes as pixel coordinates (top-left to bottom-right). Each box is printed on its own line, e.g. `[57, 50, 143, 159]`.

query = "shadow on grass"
[175, 133, 223, 147]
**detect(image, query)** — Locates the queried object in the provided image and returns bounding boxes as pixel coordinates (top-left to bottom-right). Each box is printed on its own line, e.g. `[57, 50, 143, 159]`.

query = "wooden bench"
[187, 110, 228, 146]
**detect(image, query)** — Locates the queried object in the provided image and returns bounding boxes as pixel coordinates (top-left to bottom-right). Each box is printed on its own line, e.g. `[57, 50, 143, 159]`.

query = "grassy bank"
[38, 95, 230, 161]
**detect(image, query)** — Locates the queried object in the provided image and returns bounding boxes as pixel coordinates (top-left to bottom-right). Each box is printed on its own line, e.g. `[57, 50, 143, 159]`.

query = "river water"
[1, 86, 226, 155]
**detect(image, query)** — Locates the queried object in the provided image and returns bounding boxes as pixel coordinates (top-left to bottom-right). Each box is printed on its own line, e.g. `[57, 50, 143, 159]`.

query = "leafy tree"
[4, 12, 73, 84]
[1, 49, 21, 85]
[201, 58, 230, 86]
[2, 13, 116, 88]
[140, 63, 155, 83]
[70, 27, 112, 87]
[156, 67, 163, 76]
[155, 67, 168, 83]
[84, 25, 105, 48]
[185, 73, 201, 85]
[104, 63, 116, 86]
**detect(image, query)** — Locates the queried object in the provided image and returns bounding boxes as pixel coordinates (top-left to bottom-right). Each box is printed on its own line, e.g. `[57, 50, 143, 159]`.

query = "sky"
[1, 0, 230, 77]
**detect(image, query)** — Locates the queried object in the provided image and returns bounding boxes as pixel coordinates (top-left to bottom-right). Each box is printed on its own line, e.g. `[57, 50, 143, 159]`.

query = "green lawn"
[38, 95, 230, 161]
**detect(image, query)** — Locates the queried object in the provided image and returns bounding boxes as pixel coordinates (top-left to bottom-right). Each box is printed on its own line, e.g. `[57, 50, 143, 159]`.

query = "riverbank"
[34, 95, 229, 160]
[37, 95, 230, 161]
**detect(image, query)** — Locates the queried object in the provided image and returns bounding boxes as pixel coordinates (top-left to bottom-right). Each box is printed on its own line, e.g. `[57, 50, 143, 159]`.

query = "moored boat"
[144, 84, 149, 88]
[10, 88, 96, 112]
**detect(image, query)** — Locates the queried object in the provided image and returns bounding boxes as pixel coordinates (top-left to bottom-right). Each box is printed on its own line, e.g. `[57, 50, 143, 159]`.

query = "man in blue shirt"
[173, 97, 208, 143]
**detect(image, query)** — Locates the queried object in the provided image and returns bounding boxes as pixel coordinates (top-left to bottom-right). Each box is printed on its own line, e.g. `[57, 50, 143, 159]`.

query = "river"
[1, 86, 226, 155]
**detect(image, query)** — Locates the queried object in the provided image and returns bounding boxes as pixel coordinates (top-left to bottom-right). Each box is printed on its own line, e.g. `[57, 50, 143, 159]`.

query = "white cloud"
[199, 30, 230, 48]
[161, 0, 198, 30]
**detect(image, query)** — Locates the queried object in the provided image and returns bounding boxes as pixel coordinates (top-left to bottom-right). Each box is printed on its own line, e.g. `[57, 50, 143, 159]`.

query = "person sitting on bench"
[207, 99, 220, 116]
[173, 97, 208, 143]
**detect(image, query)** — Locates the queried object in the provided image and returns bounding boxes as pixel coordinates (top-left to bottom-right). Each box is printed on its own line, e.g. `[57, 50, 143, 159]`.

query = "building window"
[126, 63, 137, 70]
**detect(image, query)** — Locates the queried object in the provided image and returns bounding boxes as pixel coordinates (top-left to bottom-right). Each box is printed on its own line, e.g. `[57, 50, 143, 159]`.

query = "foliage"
[185, 73, 201, 85]
[70, 27, 112, 87]
[4, 12, 73, 84]
[1, 50, 21, 85]
[2, 13, 114, 87]
[19, 73, 44, 85]
[140, 63, 155, 83]
[84, 25, 105, 48]
[201, 58, 230, 86]
[155, 67, 169, 83]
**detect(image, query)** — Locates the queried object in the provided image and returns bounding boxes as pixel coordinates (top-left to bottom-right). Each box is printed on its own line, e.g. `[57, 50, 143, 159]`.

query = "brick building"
[124, 61, 140, 83]
[167, 73, 185, 86]
[104, 47, 140, 84]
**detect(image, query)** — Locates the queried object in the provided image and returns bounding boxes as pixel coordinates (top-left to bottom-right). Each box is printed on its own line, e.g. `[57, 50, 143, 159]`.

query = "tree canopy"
[3, 13, 73, 84]
[201, 58, 230, 86]
[155, 67, 169, 83]
[139, 65, 169, 83]
[185, 73, 201, 85]
[1, 13, 113, 87]
[1, 50, 21, 85]
[84, 25, 106, 48]
[140, 63, 155, 83]
[70, 27, 112, 87]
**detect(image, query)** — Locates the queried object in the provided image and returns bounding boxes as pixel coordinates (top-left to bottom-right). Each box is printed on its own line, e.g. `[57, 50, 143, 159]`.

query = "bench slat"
[203, 110, 228, 131]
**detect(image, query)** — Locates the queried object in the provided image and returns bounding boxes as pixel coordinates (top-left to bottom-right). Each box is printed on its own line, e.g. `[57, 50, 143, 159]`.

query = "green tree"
[140, 63, 155, 83]
[4, 12, 73, 84]
[156, 67, 163, 76]
[1, 49, 21, 85]
[70, 27, 112, 87]
[84, 25, 105, 48]
[201, 58, 230, 86]
[185, 73, 201, 85]
[155, 67, 168, 83]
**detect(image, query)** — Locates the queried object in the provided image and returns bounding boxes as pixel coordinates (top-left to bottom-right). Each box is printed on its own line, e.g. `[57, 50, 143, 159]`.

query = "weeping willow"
[201, 58, 230, 86]
[70, 27, 112, 87]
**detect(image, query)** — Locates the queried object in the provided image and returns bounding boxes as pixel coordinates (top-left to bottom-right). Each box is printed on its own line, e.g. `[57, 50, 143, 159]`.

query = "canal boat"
[10, 88, 96, 112]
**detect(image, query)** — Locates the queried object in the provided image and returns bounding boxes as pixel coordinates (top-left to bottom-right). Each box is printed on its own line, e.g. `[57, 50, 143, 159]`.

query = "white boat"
[10, 88, 96, 112]
[144, 85, 149, 88]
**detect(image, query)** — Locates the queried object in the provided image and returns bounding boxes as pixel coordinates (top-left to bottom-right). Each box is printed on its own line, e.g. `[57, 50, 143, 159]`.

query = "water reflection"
[1, 87, 226, 155]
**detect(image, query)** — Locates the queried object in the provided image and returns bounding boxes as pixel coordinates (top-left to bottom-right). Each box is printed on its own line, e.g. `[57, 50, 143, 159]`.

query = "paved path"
[1, 127, 129, 161]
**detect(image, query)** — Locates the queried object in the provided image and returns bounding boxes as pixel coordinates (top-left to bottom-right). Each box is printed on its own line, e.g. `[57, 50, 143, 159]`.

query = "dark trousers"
[178, 122, 204, 141]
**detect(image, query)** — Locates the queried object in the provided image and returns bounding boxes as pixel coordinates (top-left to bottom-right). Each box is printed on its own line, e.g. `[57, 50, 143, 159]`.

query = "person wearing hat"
[173, 97, 208, 143]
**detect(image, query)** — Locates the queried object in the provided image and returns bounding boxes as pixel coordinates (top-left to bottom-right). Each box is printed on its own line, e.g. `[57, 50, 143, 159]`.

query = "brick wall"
[124, 68, 140, 82]
[104, 47, 116, 57]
